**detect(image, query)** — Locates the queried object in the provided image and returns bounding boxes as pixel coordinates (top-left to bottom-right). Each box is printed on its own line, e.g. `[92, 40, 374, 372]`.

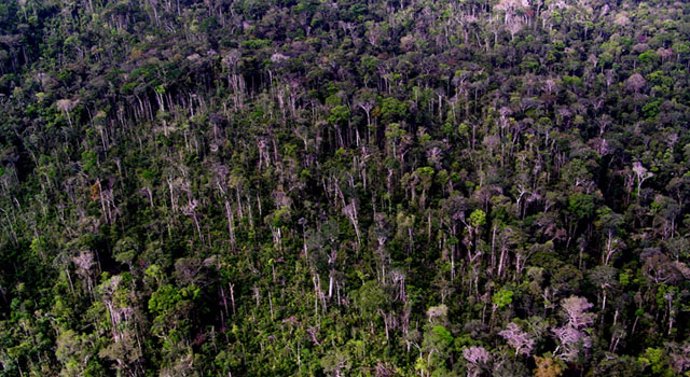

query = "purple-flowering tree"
[552, 296, 595, 362]
[625, 73, 647, 93]
[561, 296, 595, 329]
[499, 322, 535, 356]
[670, 342, 690, 374]
[463, 346, 491, 377]
[552, 326, 592, 362]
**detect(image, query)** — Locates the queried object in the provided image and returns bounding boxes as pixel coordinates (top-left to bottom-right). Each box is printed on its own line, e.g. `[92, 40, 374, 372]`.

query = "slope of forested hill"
[1, 0, 689, 375]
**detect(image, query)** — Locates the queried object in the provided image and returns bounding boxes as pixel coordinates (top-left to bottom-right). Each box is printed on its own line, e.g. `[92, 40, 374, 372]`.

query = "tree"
[499, 322, 535, 356]
[626, 73, 647, 93]
[1, 1, 690, 375]
[463, 346, 491, 377]
[534, 355, 564, 377]
[552, 296, 594, 362]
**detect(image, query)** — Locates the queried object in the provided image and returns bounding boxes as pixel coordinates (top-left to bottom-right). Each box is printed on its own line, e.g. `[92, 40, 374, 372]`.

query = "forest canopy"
[0, 0, 690, 376]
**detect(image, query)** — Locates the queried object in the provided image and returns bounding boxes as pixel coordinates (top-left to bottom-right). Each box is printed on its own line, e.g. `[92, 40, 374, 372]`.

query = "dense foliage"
[1, 0, 690, 376]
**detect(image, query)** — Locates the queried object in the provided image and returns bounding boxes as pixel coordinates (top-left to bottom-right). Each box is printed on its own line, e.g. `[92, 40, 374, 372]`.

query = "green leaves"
[148, 284, 182, 315]
[568, 193, 594, 221]
[469, 209, 486, 228]
[328, 105, 350, 125]
[638, 347, 675, 376]
[241, 38, 271, 49]
[562, 75, 583, 89]
[431, 325, 453, 347]
[0, 0, 689, 375]
[642, 99, 662, 119]
[638, 50, 659, 66]
[378, 97, 407, 122]
[492, 288, 514, 309]
[81, 150, 97, 175]
[355, 280, 386, 319]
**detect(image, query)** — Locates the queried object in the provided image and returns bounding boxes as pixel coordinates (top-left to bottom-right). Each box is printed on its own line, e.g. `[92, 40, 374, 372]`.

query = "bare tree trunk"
[225, 200, 236, 248]
[229, 283, 236, 315]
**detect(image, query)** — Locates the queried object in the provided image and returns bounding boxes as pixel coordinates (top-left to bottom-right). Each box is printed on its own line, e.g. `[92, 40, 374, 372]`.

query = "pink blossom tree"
[499, 322, 535, 356]
[463, 346, 491, 377]
[552, 296, 595, 362]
